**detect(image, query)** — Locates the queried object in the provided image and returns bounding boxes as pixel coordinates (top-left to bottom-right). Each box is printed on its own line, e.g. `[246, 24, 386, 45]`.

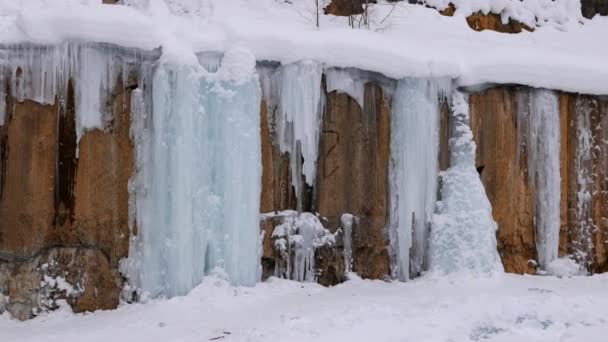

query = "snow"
[121, 48, 262, 298]
[389, 77, 450, 281]
[422, 0, 583, 28]
[2, 274, 608, 341]
[429, 91, 503, 276]
[0, 1, 607, 96]
[546, 257, 585, 277]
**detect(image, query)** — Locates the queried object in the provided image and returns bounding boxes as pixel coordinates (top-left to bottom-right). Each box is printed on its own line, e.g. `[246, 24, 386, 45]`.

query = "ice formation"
[258, 61, 323, 197]
[340, 213, 356, 274]
[429, 91, 503, 276]
[0, 43, 155, 144]
[517, 89, 561, 270]
[121, 49, 262, 298]
[272, 211, 336, 282]
[389, 77, 450, 281]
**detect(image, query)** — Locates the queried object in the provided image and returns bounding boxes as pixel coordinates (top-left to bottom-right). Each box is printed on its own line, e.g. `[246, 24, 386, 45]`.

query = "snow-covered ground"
[2, 274, 608, 342]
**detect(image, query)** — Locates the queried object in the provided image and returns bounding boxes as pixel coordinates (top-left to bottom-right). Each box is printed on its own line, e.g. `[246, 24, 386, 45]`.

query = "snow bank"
[1, 1, 607, 95]
[422, 0, 583, 28]
[546, 257, 586, 277]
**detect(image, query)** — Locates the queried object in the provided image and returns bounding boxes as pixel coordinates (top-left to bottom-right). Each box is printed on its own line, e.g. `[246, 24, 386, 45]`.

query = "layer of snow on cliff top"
[1, 0, 607, 94]
[2, 274, 608, 342]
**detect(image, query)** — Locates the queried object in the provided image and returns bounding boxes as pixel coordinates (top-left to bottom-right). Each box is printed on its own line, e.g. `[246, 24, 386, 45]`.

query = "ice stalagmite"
[122, 48, 262, 298]
[429, 91, 503, 276]
[389, 78, 449, 281]
[518, 89, 561, 270]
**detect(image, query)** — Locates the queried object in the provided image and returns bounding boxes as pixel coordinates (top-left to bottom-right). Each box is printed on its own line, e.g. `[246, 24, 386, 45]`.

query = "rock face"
[316, 83, 391, 280]
[259, 74, 392, 284]
[469, 87, 537, 274]
[0, 83, 133, 319]
[581, 0, 608, 19]
[469, 87, 608, 274]
[561, 94, 608, 272]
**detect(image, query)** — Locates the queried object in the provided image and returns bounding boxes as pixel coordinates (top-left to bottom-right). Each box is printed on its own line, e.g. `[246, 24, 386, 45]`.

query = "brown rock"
[562, 94, 608, 272]
[0, 82, 134, 318]
[469, 87, 537, 274]
[316, 83, 390, 280]
[466, 12, 533, 33]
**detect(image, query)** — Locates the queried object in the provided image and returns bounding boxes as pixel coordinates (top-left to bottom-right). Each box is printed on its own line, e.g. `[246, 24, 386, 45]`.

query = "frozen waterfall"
[121, 49, 262, 298]
[389, 78, 449, 281]
[428, 91, 503, 276]
[518, 89, 561, 271]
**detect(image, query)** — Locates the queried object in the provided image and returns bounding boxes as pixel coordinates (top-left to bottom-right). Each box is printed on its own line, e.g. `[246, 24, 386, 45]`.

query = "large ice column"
[518, 89, 561, 270]
[122, 48, 262, 298]
[429, 91, 503, 276]
[276, 61, 323, 195]
[389, 78, 449, 281]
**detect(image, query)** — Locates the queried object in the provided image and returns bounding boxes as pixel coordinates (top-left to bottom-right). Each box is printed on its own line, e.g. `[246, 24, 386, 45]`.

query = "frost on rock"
[389, 77, 450, 281]
[0, 43, 156, 145]
[272, 211, 336, 282]
[570, 97, 596, 270]
[429, 91, 503, 276]
[36, 261, 83, 315]
[517, 89, 561, 271]
[121, 48, 262, 299]
[258, 61, 323, 198]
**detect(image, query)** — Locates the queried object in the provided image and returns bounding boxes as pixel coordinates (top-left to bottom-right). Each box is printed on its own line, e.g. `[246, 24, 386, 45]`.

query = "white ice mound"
[429, 91, 504, 277]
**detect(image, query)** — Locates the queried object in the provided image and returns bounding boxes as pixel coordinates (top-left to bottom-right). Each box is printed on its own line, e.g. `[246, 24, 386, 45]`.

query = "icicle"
[389, 77, 449, 281]
[276, 61, 323, 195]
[518, 89, 561, 271]
[341, 213, 356, 274]
[272, 211, 336, 282]
[325, 68, 365, 108]
[0, 43, 156, 146]
[429, 91, 503, 276]
[122, 48, 262, 298]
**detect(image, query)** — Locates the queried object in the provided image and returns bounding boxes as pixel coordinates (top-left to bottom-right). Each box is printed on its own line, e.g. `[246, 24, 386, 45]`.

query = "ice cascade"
[258, 61, 323, 198]
[518, 89, 561, 271]
[429, 91, 503, 276]
[121, 49, 262, 298]
[389, 77, 450, 281]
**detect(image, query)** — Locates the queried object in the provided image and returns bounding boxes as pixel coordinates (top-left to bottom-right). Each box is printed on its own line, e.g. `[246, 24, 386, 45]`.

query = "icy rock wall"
[429, 91, 503, 276]
[0, 43, 152, 145]
[388, 77, 451, 281]
[258, 61, 323, 202]
[121, 49, 262, 298]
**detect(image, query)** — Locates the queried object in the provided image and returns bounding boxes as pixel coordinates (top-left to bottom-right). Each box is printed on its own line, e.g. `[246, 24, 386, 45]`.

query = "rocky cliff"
[1, 51, 607, 320]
